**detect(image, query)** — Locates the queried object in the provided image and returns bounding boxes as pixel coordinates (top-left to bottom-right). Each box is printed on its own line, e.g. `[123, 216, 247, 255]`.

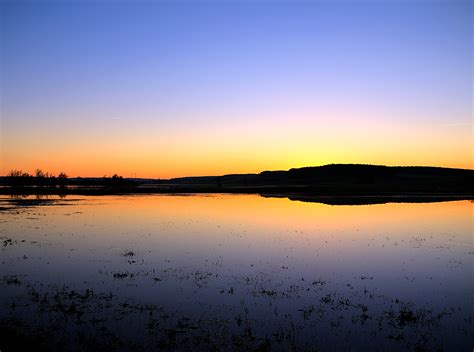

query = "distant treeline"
[3, 169, 135, 187]
[1, 164, 473, 195]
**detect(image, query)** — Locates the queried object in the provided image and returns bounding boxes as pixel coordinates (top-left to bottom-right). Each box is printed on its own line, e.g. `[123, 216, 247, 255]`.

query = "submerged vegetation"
[0, 194, 471, 351]
[1, 275, 464, 351]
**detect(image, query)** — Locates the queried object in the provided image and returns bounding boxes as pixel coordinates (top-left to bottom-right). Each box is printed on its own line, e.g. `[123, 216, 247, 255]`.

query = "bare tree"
[35, 169, 45, 178]
[8, 170, 31, 177]
[9, 170, 23, 177]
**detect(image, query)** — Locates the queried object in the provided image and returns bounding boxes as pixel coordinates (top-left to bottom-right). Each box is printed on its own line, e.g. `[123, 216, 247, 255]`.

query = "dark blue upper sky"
[1, 0, 472, 176]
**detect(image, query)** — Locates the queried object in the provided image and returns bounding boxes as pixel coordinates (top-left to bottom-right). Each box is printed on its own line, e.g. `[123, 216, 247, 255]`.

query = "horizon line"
[3, 163, 473, 180]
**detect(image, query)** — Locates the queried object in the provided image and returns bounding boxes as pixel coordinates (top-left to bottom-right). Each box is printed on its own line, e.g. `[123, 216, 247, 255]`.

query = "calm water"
[0, 195, 472, 351]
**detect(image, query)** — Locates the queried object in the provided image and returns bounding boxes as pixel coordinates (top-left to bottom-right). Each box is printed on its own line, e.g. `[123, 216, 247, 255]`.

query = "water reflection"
[0, 195, 472, 351]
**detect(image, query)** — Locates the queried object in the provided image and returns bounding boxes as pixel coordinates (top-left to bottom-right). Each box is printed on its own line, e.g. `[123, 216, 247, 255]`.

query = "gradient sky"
[1, 0, 472, 178]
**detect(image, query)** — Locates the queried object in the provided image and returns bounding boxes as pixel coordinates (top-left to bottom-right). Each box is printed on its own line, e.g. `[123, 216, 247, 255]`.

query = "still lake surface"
[0, 194, 472, 351]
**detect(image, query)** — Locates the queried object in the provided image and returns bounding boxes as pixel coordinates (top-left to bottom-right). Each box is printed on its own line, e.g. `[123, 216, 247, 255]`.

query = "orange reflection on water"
[53, 194, 472, 246]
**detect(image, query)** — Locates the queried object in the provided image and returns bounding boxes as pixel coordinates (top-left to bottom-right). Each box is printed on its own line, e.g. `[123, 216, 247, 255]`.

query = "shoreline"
[0, 186, 472, 206]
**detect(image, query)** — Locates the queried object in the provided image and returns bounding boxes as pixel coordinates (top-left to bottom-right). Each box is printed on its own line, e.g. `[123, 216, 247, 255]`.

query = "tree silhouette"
[35, 169, 45, 178]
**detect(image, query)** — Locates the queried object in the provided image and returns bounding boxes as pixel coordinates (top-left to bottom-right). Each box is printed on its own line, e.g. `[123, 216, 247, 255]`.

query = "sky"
[0, 0, 472, 178]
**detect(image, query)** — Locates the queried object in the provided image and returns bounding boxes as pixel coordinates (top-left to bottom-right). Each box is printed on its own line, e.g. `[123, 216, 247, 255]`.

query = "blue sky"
[1, 0, 472, 176]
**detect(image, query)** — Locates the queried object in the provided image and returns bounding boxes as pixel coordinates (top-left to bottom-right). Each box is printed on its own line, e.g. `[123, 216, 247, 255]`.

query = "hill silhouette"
[163, 164, 473, 193]
[1, 164, 472, 204]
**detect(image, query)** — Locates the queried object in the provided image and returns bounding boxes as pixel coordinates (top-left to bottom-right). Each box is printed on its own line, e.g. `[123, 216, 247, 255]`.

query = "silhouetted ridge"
[257, 164, 471, 186]
[1, 164, 472, 197]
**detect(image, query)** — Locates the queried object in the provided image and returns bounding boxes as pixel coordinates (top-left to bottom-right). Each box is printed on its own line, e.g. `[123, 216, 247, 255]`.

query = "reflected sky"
[0, 195, 472, 350]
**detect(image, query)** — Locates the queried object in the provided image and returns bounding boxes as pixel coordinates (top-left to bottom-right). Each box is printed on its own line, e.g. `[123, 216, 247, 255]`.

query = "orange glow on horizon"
[2, 117, 472, 178]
